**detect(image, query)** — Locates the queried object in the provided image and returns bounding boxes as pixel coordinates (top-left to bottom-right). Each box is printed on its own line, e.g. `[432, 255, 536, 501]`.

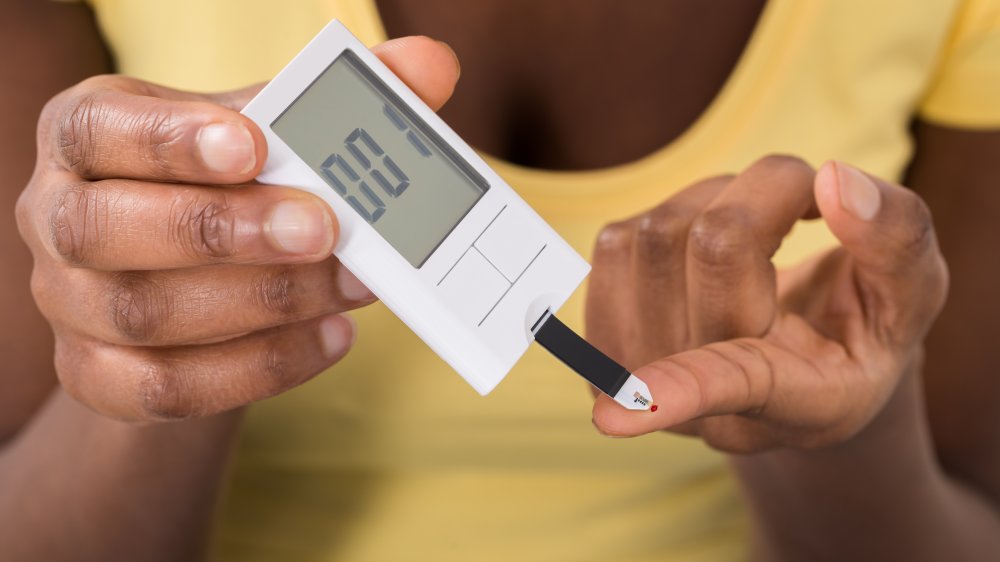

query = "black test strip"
[533, 313, 631, 397]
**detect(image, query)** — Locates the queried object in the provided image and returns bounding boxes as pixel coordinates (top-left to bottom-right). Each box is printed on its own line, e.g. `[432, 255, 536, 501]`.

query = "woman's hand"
[587, 156, 948, 452]
[14, 36, 461, 422]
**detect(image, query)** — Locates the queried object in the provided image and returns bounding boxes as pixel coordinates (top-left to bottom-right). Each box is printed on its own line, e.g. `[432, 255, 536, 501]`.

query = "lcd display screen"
[272, 51, 488, 267]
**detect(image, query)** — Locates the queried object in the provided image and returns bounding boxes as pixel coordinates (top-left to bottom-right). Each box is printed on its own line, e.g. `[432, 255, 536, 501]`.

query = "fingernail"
[265, 199, 334, 255]
[319, 315, 355, 360]
[336, 267, 374, 302]
[197, 122, 256, 174]
[834, 162, 881, 221]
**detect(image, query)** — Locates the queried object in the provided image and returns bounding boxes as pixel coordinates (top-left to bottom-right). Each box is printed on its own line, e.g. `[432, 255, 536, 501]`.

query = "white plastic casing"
[242, 20, 590, 395]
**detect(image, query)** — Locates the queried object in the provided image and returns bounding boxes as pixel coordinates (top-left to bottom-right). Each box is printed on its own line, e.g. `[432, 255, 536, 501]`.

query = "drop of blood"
[650, 405, 658, 412]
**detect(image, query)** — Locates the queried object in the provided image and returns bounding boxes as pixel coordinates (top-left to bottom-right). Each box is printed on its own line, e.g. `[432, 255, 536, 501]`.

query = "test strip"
[533, 313, 654, 411]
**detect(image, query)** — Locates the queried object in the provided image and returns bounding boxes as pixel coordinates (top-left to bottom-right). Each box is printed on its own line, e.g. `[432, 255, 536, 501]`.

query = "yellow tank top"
[81, 1, 1000, 560]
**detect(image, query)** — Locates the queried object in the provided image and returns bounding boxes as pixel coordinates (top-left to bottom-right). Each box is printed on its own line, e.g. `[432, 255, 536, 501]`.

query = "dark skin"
[2, 1, 999, 560]
[0, 7, 247, 560]
[378, 0, 768, 169]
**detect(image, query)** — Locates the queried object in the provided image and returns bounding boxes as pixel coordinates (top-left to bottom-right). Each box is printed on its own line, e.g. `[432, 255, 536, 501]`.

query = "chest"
[376, 0, 766, 169]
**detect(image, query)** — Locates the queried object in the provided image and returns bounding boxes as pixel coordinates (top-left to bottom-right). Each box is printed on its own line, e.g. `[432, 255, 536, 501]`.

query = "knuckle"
[255, 267, 299, 317]
[170, 192, 238, 260]
[634, 210, 688, 277]
[131, 105, 184, 177]
[688, 206, 756, 267]
[49, 183, 105, 265]
[138, 361, 192, 420]
[52, 336, 141, 421]
[257, 342, 295, 395]
[635, 208, 686, 254]
[137, 357, 195, 420]
[57, 89, 107, 178]
[108, 272, 169, 343]
[52, 75, 184, 179]
[595, 220, 635, 254]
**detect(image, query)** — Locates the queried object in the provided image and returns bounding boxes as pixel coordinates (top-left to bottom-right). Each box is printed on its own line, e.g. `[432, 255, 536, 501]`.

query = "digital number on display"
[272, 51, 488, 267]
[318, 105, 427, 224]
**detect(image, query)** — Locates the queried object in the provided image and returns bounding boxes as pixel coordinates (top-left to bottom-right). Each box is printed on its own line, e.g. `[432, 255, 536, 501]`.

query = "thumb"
[370, 36, 460, 111]
[814, 161, 948, 342]
[205, 36, 461, 113]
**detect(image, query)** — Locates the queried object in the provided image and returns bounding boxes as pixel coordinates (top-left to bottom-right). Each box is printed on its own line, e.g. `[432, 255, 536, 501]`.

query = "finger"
[198, 36, 461, 111]
[630, 176, 730, 363]
[586, 178, 729, 368]
[34, 258, 374, 346]
[814, 161, 949, 344]
[155, 37, 461, 113]
[592, 334, 857, 440]
[203, 38, 458, 114]
[47, 75, 266, 183]
[184, 36, 461, 115]
[686, 155, 817, 343]
[40, 179, 338, 269]
[586, 217, 639, 366]
[56, 314, 355, 421]
[371, 36, 461, 111]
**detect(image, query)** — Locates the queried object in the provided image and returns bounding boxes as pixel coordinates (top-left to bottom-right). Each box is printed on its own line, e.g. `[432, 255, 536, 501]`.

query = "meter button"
[438, 248, 511, 326]
[475, 206, 545, 281]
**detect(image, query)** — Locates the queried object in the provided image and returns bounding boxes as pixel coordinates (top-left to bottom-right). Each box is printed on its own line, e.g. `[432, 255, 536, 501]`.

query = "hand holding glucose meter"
[241, 20, 653, 411]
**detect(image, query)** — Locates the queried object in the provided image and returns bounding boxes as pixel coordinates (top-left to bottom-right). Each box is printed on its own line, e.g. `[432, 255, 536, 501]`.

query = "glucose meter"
[242, 20, 653, 410]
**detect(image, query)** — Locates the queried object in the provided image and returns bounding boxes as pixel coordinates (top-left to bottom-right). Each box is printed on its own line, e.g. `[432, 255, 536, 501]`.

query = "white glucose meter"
[242, 20, 653, 410]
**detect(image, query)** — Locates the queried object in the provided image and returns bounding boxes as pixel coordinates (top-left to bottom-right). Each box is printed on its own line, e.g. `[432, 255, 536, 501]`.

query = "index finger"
[592, 336, 854, 439]
[686, 155, 818, 343]
[48, 75, 266, 184]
